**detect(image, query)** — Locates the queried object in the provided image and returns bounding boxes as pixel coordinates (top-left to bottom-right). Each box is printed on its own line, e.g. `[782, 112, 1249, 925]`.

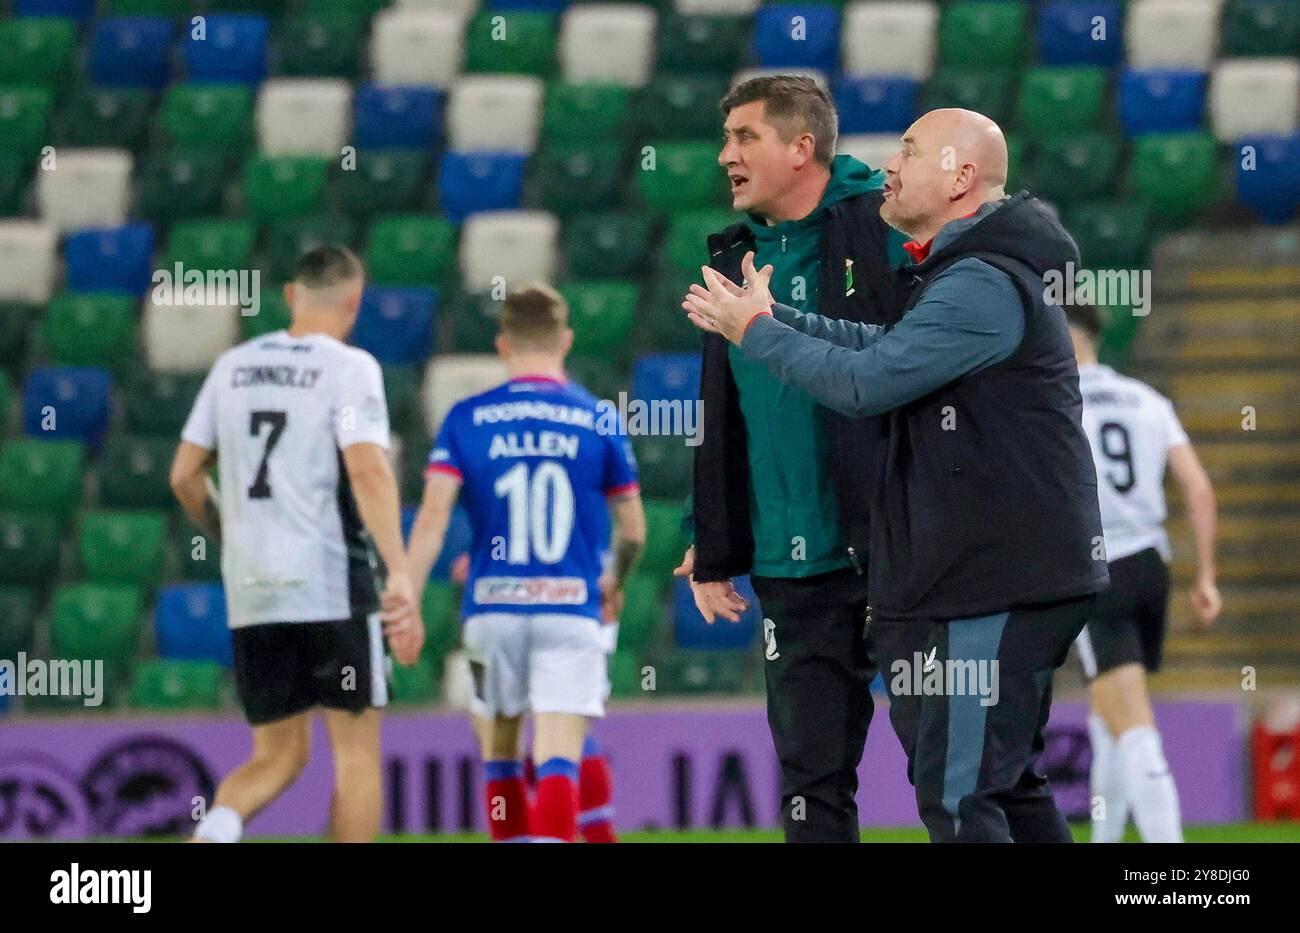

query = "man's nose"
[718, 141, 737, 167]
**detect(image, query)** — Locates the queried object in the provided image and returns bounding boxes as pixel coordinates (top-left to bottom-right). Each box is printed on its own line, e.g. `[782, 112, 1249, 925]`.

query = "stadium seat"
[458, 210, 559, 293]
[334, 149, 429, 218]
[662, 209, 739, 275]
[98, 435, 175, 509]
[1125, 0, 1219, 70]
[439, 294, 499, 353]
[0, 305, 36, 375]
[841, 1, 939, 79]
[366, 215, 456, 287]
[559, 4, 658, 87]
[1029, 133, 1123, 208]
[541, 82, 632, 144]
[50, 86, 155, 154]
[1235, 132, 1300, 224]
[1066, 201, 1153, 267]
[1221, 0, 1300, 57]
[562, 280, 640, 358]
[1118, 69, 1207, 136]
[447, 76, 545, 154]
[137, 149, 228, 225]
[256, 79, 353, 157]
[633, 352, 701, 405]
[465, 11, 558, 75]
[563, 211, 656, 280]
[0, 586, 37, 660]
[36, 148, 134, 233]
[753, 5, 841, 72]
[242, 155, 332, 222]
[657, 13, 751, 75]
[632, 433, 694, 498]
[0, 371, 12, 432]
[0, 16, 77, 89]
[0, 222, 59, 305]
[532, 142, 627, 217]
[263, 212, 359, 283]
[437, 151, 527, 223]
[834, 75, 919, 134]
[1016, 66, 1108, 141]
[0, 439, 84, 518]
[1209, 58, 1300, 141]
[78, 509, 167, 586]
[122, 370, 204, 437]
[675, 0, 760, 13]
[620, 573, 667, 652]
[129, 659, 225, 711]
[182, 14, 269, 85]
[15, 0, 95, 20]
[352, 287, 438, 366]
[636, 141, 731, 214]
[641, 498, 690, 580]
[565, 355, 626, 404]
[277, 9, 369, 78]
[0, 152, 33, 217]
[938, 1, 1027, 69]
[22, 367, 113, 451]
[0, 86, 53, 161]
[143, 296, 240, 374]
[51, 582, 143, 664]
[634, 75, 731, 141]
[156, 583, 233, 667]
[164, 217, 258, 272]
[673, 574, 759, 649]
[920, 68, 1016, 127]
[370, 8, 464, 88]
[0, 511, 61, 584]
[42, 294, 136, 371]
[104, 0, 191, 15]
[422, 354, 508, 430]
[64, 224, 156, 297]
[89, 16, 176, 90]
[160, 83, 254, 151]
[1036, 1, 1124, 67]
[354, 84, 444, 151]
[1128, 131, 1221, 225]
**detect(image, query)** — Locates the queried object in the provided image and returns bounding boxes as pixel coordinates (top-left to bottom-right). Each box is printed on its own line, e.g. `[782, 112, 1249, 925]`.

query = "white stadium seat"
[674, 0, 759, 14]
[446, 76, 545, 154]
[36, 149, 133, 233]
[370, 8, 464, 88]
[256, 79, 353, 157]
[423, 354, 509, 431]
[560, 5, 658, 87]
[0, 221, 58, 304]
[1210, 58, 1300, 141]
[458, 210, 560, 295]
[392, 0, 480, 20]
[143, 296, 240, 374]
[842, 1, 939, 79]
[837, 134, 902, 171]
[1125, 0, 1219, 70]
[731, 67, 830, 92]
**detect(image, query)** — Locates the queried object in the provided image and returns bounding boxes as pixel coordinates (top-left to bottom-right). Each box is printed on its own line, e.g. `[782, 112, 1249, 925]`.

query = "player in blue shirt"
[405, 284, 645, 842]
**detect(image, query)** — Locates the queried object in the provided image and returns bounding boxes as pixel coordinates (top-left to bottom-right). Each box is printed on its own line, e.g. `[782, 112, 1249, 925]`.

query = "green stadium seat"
[0, 304, 37, 375]
[1005, 132, 1026, 191]
[1221, 0, 1300, 57]
[0, 586, 37, 660]
[641, 498, 689, 580]
[399, 427, 433, 503]
[0, 511, 61, 585]
[389, 657, 439, 704]
[420, 580, 460, 666]
[42, 293, 137, 373]
[658, 649, 745, 695]
[1017, 67, 1109, 142]
[78, 510, 168, 587]
[98, 436, 176, 510]
[921, 69, 1017, 128]
[242, 288, 291, 340]
[334, 150, 428, 218]
[0, 440, 84, 519]
[562, 280, 640, 360]
[620, 573, 667, 652]
[160, 84, 254, 152]
[563, 211, 657, 280]
[1065, 201, 1152, 268]
[382, 364, 423, 435]
[0, 151, 33, 216]
[442, 294, 498, 355]
[632, 434, 693, 499]
[531, 141, 626, 217]
[129, 659, 225, 711]
[304, 0, 387, 15]
[263, 212, 358, 283]
[210, 0, 292, 16]
[0, 369, 11, 433]
[634, 75, 731, 141]
[657, 14, 750, 76]
[1127, 131, 1220, 226]
[243, 155, 331, 222]
[175, 515, 222, 582]
[642, 270, 707, 352]
[662, 209, 739, 276]
[104, 0, 192, 14]
[365, 215, 455, 287]
[939, 1, 1030, 69]
[564, 355, 626, 404]
[50, 87, 155, 154]
[0, 86, 54, 160]
[50, 582, 143, 664]
[542, 83, 632, 145]
[607, 648, 641, 697]
[123, 370, 204, 437]
[1029, 133, 1123, 209]
[165, 218, 258, 273]
[635, 141, 730, 215]
[277, 11, 368, 78]
[465, 12, 558, 75]
[136, 148, 229, 226]
[0, 17, 77, 90]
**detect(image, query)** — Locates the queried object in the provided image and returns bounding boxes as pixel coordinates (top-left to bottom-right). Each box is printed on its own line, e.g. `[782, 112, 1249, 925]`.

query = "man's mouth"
[729, 173, 749, 193]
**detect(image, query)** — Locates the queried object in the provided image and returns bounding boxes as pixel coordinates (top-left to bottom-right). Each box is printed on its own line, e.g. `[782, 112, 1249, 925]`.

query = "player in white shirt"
[1065, 304, 1222, 843]
[169, 246, 423, 843]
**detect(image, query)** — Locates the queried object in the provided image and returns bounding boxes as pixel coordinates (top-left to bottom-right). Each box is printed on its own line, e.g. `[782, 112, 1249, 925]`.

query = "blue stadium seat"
[401, 504, 474, 580]
[65, 223, 156, 296]
[1236, 132, 1300, 224]
[834, 75, 919, 134]
[182, 15, 269, 86]
[672, 575, 759, 650]
[156, 583, 233, 667]
[352, 287, 438, 365]
[632, 353, 701, 405]
[23, 367, 113, 451]
[90, 17, 176, 90]
[436, 151, 527, 223]
[354, 84, 444, 151]
[1036, 2, 1124, 66]
[1118, 69, 1207, 137]
[16, 0, 94, 20]
[753, 6, 841, 72]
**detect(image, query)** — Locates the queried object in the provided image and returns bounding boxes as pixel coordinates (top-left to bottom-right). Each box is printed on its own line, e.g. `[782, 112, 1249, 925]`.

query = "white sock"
[1088, 714, 1128, 843]
[194, 805, 244, 843]
[1117, 726, 1183, 843]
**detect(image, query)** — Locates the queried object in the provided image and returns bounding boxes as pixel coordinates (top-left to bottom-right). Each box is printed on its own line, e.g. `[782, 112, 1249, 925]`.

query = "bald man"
[684, 108, 1108, 842]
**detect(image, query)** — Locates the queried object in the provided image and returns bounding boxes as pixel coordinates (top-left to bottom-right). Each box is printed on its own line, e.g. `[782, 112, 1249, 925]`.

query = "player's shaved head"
[917, 108, 1008, 188]
[294, 245, 364, 292]
[500, 284, 571, 353]
[284, 245, 366, 339]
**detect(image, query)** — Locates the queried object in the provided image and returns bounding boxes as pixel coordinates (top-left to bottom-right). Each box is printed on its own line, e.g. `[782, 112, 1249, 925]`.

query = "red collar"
[512, 374, 567, 385]
[903, 210, 981, 264]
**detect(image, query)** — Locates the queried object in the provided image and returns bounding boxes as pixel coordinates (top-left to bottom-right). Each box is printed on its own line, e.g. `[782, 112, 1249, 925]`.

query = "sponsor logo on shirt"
[473, 576, 588, 606]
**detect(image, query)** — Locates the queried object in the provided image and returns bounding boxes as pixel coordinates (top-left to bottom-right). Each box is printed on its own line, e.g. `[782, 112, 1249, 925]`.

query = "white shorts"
[463, 613, 609, 719]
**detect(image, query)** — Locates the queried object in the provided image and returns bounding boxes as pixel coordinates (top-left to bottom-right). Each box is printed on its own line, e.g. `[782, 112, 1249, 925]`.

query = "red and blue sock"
[483, 759, 530, 842]
[531, 757, 580, 842]
[578, 737, 617, 843]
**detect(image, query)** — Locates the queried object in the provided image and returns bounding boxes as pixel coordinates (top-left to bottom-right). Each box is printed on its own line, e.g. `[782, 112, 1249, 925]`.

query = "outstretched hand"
[682, 252, 776, 346]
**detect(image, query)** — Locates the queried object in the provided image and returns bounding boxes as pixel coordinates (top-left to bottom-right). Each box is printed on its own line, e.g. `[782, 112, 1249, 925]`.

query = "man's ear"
[283, 282, 295, 307]
[559, 327, 575, 356]
[950, 162, 978, 201]
[792, 132, 817, 169]
[345, 280, 364, 315]
[495, 333, 511, 359]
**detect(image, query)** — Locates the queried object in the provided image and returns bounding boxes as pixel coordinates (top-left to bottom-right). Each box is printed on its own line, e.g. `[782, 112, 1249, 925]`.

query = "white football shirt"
[1078, 363, 1190, 563]
[181, 330, 391, 628]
